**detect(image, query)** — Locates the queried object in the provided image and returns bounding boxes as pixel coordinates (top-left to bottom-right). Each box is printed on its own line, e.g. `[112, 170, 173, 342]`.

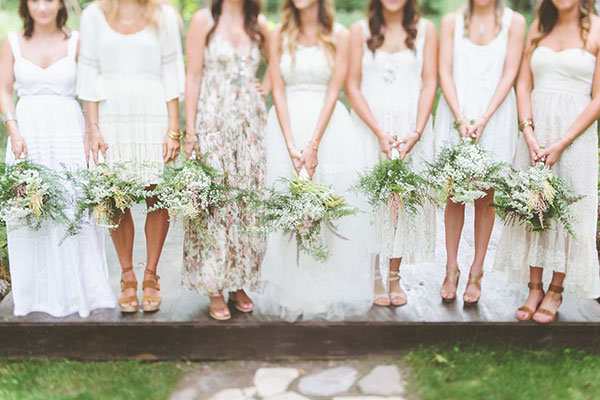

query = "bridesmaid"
[495, 0, 600, 323]
[78, 0, 185, 313]
[435, 0, 525, 305]
[183, 0, 270, 321]
[345, 0, 437, 306]
[0, 0, 115, 316]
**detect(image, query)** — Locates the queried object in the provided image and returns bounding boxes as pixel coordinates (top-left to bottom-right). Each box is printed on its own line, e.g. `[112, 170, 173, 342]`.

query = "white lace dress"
[258, 27, 373, 321]
[434, 8, 518, 163]
[77, 3, 185, 184]
[494, 46, 600, 298]
[5, 31, 115, 317]
[351, 18, 436, 265]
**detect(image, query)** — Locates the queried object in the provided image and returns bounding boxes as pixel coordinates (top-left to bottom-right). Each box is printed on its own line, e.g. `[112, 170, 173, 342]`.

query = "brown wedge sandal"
[119, 266, 138, 313]
[209, 293, 231, 321]
[534, 284, 563, 324]
[463, 272, 483, 306]
[389, 271, 408, 306]
[228, 291, 254, 313]
[516, 282, 544, 321]
[441, 269, 460, 304]
[142, 270, 162, 313]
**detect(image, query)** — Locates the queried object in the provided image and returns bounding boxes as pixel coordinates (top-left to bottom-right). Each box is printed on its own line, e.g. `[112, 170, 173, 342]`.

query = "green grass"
[0, 359, 184, 400]
[404, 346, 600, 400]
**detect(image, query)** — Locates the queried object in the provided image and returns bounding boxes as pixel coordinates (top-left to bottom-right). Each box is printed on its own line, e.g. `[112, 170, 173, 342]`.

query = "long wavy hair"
[99, 0, 169, 27]
[19, 0, 68, 38]
[366, 0, 420, 53]
[463, 0, 505, 37]
[206, 0, 264, 48]
[530, 0, 594, 53]
[280, 0, 336, 65]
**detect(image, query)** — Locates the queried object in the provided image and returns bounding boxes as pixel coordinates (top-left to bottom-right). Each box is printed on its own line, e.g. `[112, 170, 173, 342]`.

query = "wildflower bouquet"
[0, 160, 66, 231]
[148, 158, 230, 238]
[67, 163, 150, 233]
[259, 170, 357, 263]
[354, 158, 433, 223]
[493, 163, 583, 236]
[427, 139, 507, 204]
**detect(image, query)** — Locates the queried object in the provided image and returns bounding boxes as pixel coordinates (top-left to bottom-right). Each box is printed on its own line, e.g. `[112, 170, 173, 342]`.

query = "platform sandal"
[142, 270, 162, 313]
[373, 268, 391, 307]
[463, 271, 483, 306]
[119, 266, 138, 313]
[228, 291, 254, 313]
[516, 282, 544, 321]
[441, 269, 460, 304]
[389, 271, 408, 306]
[209, 293, 231, 321]
[534, 284, 563, 324]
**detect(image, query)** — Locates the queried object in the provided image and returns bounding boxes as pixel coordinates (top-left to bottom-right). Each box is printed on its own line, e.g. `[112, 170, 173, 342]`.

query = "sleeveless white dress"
[258, 26, 372, 321]
[494, 47, 600, 298]
[77, 3, 185, 185]
[351, 19, 436, 265]
[434, 8, 518, 163]
[5, 31, 115, 317]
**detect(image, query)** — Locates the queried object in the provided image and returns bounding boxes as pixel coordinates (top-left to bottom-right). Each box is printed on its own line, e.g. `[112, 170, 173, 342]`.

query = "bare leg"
[464, 190, 495, 302]
[389, 257, 407, 306]
[143, 195, 169, 307]
[373, 255, 390, 306]
[533, 271, 565, 323]
[515, 266, 544, 321]
[441, 199, 464, 300]
[110, 208, 137, 307]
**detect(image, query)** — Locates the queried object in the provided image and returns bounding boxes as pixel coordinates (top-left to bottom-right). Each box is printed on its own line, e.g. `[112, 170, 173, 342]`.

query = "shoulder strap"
[67, 31, 79, 58]
[359, 19, 369, 37]
[454, 11, 464, 41]
[501, 8, 514, 31]
[6, 32, 21, 59]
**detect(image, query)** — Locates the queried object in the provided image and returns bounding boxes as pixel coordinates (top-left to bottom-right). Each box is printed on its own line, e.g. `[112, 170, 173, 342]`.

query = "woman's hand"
[399, 131, 420, 160]
[523, 129, 541, 166]
[536, 139, 567, 167]
[10, 132, 27, 160]
[254, 78, 267, 98]
[469, 116, 488, 143]
[301, 146, 319, 179]
[377, 132, 398, 160]
[183, 133, 200, 160]
[456, 119, 471, 138]
[89, 124, 107, 165]
[288, 146, 304, 174]
[83, 133, 91, 165]
[163, 133, 181, 163]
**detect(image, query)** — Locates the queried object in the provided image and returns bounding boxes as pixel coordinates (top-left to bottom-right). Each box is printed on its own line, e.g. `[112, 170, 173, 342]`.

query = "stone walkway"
[170, 359, 408, 400]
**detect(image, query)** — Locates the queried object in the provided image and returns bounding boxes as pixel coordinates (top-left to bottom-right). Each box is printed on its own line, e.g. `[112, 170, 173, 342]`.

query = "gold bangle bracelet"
[308, 140, 319, 151]
[167, 130, 182, 140]
[519, 119, 534, 132]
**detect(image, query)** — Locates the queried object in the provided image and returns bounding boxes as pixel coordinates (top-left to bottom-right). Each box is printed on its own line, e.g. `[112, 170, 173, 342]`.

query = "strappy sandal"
[389, 271, 408, 307]
[441, 269, 460, 304]
[119, 266, 138, 313]
[228, 291, 254, 313]
[516, 282, 544, 321]
[373, 268, 391, 307]
[463, 271, 483, 306]
[142, 270, 162, 313]
[534, 284, 564, 324]
[209, 294, 231, 321]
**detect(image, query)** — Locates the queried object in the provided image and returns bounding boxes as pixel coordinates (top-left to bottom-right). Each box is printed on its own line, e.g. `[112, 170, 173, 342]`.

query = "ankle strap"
[389, 271, 400, 281]
[467, 272, 483, 283]
[528, 282, 543, 291]
[122, 266, 134, 273]
[548, 284, 564, 294]
[144, 269, 158, 278]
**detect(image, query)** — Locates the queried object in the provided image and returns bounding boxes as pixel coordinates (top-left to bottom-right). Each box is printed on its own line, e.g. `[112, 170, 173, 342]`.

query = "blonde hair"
[463, 0, 505, 37]
[98, 0, 169, 27]
[280, 0, 336, 65]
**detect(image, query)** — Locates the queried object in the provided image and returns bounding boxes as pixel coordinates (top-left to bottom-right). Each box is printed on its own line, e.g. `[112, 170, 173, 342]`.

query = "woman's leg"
[373, 255, 391, 306]
[515, 266, 545, 320]
[143, 195, 170, 307]
[464, 189, 495, 302]
[110, 208, 137, 307]
[533, 271, 565, 323]
[441, 199, 465, 300]
[389, 257, 407, 306]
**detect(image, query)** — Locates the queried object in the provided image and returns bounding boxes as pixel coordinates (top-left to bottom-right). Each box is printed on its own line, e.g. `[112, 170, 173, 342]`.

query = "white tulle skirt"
[257, 89, 373, 321]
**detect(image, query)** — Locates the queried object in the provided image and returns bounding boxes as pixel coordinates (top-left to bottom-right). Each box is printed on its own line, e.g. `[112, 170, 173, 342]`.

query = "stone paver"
[253, 367, 300, 397]
[264, 392, 310, 400]
[358, 365, 404, 396]
[297, 366, 358, 397]
[208, 388, 247, 400]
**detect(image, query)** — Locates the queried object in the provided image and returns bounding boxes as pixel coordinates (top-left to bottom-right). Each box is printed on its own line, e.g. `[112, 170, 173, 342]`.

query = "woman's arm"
[538, 16, 600, 166]
[345, 21, 396, 160]
[400, 20, 438, 159]
[183, 9, 211, 159]
[257, 14, 272, 96]
[516, 21, 540, 166]
[0, 38, 26, 159]
[302, 27, 350, 178]
[470, 12, 526, 142]
[270, 27, 303, 173]
[438, 13, 469, 137]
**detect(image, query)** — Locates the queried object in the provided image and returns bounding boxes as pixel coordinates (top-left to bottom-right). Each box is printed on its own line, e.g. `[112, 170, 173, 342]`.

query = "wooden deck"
[1, 206, 599, 360]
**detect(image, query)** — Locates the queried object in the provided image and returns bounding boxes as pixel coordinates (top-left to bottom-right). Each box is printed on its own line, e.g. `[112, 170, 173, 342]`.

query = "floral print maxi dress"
[183, 32, 266, 295]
